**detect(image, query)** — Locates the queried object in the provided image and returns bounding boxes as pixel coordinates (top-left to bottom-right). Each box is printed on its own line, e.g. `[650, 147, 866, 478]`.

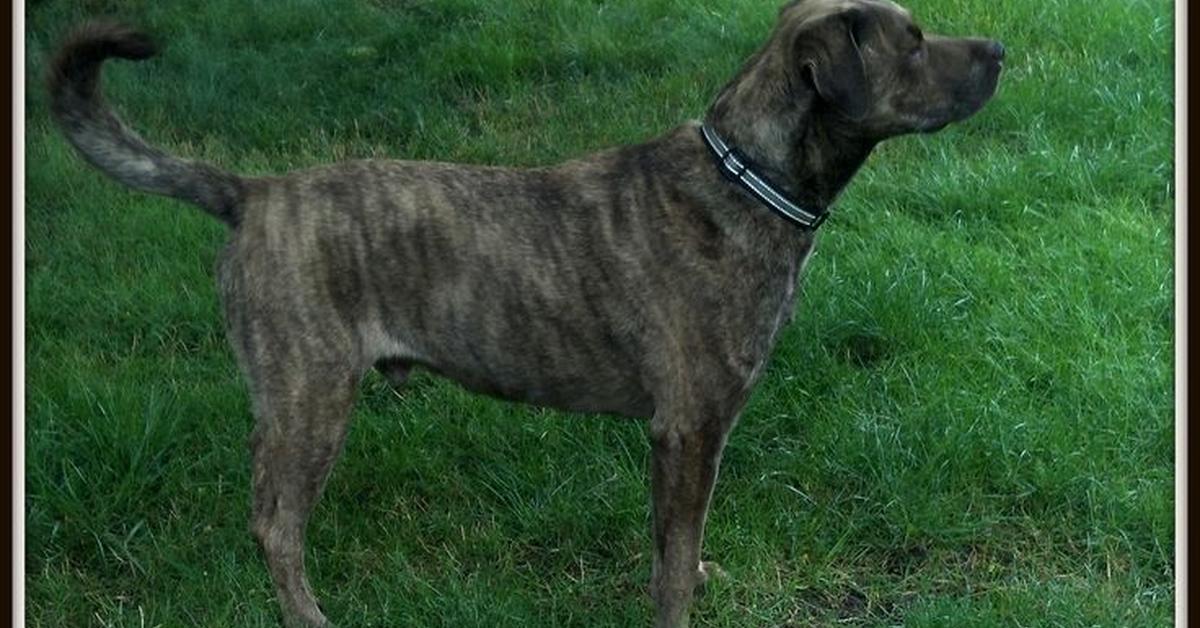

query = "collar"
[699, 123, 830, 230]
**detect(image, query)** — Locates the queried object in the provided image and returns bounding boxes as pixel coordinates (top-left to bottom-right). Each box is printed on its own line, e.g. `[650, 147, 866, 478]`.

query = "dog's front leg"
[648, 402, 735, 628]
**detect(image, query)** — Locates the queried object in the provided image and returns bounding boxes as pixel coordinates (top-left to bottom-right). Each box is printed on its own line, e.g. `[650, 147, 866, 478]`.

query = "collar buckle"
[719, 149, 748, 181]
[700, 123, 831, 232]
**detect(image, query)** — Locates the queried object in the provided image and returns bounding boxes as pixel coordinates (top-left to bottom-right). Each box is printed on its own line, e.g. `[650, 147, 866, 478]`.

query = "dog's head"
[781, 0, 1003, 136]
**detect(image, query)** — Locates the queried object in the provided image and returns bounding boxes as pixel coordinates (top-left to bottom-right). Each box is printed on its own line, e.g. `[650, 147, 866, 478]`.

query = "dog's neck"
[704, 49, 877, 212]
[787, 116, 877, 207]
[705, 105, 877, 213]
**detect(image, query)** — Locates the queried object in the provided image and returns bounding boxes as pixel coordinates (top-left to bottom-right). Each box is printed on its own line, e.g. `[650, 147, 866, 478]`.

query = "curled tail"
[48, 21, 243, 226]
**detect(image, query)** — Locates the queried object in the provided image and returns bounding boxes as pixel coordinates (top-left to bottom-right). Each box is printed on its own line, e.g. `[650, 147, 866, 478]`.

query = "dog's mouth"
[920, 64, 1002, 134]
[914, 95, 991, 134]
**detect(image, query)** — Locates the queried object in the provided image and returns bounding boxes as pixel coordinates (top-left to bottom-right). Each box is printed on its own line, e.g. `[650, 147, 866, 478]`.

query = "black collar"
[699, 124, 830, 230]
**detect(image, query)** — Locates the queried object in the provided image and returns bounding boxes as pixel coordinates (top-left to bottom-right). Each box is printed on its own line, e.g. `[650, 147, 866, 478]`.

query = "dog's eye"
[906, 25, 925, 62]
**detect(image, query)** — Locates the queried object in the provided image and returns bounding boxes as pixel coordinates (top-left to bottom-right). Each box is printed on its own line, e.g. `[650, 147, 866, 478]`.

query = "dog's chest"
[724, 239, 813, 385]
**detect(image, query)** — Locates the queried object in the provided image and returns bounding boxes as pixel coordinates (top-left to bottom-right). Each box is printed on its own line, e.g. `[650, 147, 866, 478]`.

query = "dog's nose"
[987, 41, 1005, 61]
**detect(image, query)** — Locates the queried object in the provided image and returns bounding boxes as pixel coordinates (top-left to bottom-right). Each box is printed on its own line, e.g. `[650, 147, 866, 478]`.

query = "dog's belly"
[378, 306, 656, 417]
[418, 352, 654, 418]
[365, 252, 656, 418]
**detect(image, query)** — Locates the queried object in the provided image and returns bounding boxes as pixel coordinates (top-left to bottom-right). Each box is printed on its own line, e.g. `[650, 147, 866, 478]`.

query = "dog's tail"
[48, 21, 243, 226]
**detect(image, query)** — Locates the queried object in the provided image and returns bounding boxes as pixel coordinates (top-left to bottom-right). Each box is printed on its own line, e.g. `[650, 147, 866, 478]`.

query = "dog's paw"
[699, 560, 727, 582]
[696, 561, 728, 596]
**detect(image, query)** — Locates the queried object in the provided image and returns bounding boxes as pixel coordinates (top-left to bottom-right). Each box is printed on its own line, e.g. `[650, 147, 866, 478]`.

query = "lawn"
[24, 0, 1174, 626]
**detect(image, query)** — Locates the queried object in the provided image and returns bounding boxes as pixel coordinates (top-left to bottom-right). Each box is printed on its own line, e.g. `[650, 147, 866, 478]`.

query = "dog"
[48, 1, 1002, 625]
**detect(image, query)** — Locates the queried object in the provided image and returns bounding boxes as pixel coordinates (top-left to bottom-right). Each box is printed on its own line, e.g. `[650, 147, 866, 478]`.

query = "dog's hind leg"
[242, 348, 363, 628]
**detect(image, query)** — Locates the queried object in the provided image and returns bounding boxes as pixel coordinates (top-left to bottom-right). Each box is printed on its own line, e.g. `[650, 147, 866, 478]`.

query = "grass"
[24, 0, 1174, 625]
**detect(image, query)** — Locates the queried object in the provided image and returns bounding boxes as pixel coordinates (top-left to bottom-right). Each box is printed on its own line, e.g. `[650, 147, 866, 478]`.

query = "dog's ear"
[795, 9, 871, 119]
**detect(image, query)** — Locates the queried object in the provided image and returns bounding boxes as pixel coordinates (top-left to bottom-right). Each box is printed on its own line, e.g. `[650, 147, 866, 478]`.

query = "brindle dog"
[49, 1, 1003, 626]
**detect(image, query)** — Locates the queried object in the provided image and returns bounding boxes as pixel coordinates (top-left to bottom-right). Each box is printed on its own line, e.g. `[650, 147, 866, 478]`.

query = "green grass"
[24, 0, 1174, 625]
